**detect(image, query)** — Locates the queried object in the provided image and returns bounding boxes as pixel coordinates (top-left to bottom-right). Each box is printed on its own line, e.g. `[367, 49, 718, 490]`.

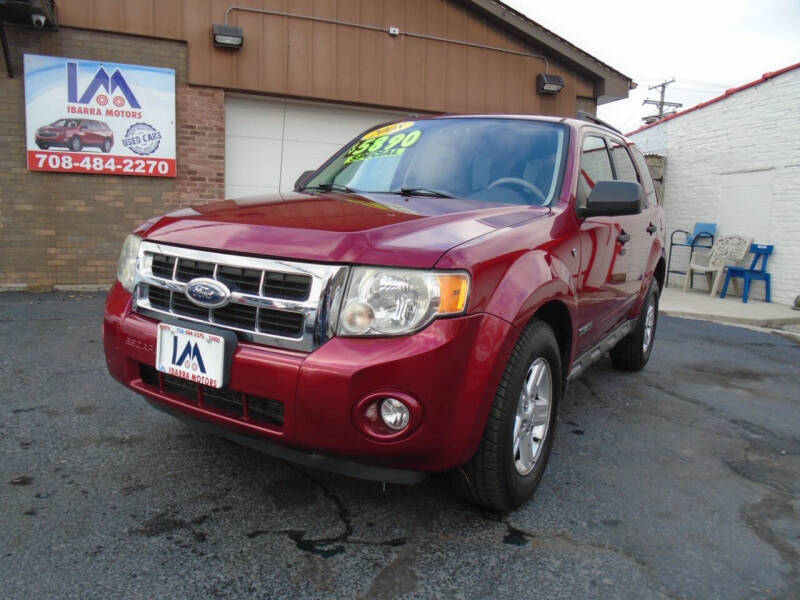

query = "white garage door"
[225, 95, 410, 199]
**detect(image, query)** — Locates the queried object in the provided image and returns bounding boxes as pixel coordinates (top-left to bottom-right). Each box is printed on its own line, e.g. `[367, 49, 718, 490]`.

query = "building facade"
[0, 0, 631, 290]
[630, 63, 800, 305]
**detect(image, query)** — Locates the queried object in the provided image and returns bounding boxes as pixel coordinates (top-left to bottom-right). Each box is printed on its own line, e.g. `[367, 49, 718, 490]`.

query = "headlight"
[116, 234, 141, 293]
[337, 267, 470, 336]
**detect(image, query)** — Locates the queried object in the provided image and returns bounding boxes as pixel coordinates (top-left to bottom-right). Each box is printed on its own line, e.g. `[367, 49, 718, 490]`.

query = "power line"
[637, 76, 732, 88]
[675, 78, 732, 88]
[670, 87, 727, 94]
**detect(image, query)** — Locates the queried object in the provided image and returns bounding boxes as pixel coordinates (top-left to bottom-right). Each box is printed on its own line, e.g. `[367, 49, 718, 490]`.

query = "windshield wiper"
[395, 187, 454, 198]
[302, 182, 359, 193]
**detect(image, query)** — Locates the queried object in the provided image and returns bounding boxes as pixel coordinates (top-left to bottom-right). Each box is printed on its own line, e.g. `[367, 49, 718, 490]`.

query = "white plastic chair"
[683, 234, 752, 296]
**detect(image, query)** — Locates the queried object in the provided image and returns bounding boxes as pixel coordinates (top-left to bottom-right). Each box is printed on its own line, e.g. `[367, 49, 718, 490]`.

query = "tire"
[451, 319, 561, 512]
[70, 137, 82, 152]
[610, 281, 659, 372]
[102, 138, 112, 153]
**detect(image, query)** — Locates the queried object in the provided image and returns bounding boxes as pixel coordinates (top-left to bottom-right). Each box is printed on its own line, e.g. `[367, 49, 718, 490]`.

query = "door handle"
[617, 232, 630, 244]
[646, 223, 657, 235]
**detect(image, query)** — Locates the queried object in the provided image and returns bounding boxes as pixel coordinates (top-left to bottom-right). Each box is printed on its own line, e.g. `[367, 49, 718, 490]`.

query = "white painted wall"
[225, 95, 409, 199]
[630, 67, 800, 305]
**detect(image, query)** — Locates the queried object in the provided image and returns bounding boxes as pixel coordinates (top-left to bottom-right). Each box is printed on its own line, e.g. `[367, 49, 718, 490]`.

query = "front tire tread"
[451, 319, 560, 512]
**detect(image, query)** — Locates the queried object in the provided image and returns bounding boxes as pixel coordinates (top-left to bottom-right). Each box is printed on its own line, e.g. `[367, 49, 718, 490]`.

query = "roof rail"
[575, 109, 622, 134]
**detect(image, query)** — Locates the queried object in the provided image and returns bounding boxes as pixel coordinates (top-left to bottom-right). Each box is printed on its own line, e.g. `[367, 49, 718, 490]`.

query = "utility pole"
[642, 79, 682, 123]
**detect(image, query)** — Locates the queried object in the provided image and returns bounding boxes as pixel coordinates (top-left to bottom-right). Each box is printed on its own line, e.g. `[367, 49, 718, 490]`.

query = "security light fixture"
[537, 73, 565, 95]
[212, 24, 243, 49]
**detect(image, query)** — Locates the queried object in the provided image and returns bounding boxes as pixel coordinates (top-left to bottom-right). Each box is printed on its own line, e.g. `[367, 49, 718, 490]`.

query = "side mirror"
[294, 170, 316, 190]
[579, 180, 642, 218]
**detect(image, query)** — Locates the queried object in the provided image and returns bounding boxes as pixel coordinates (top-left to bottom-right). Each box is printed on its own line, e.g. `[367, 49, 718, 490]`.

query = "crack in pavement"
[740, 493, 800, 599]
[639, 378, 797, 444]
[245, 463, 407, 558]
[458, 507, 687, 600]
[643, 376, 800, 598]
[507, 528, 685, 599]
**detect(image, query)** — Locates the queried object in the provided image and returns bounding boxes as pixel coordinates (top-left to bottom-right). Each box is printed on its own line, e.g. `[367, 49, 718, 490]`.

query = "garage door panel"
[226, 184, 279, 199]
[225, 96, 285, 139]
[280, 140, 344, 191]
[283, 102, 406, 144]
[225, 136, 282, 188]
[225, 96, 409, 197]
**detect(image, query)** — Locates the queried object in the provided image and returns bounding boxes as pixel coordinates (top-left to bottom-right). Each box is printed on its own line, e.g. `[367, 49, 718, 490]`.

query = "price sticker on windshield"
[344, 128, 422, 165]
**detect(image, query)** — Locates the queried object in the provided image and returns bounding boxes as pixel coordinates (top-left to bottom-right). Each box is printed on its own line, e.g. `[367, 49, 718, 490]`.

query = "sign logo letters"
[66, 62, 141, 108]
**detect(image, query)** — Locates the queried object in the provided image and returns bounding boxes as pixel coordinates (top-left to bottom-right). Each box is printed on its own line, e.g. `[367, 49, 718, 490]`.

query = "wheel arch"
[480, 249, 577, 385]
[452, 250, 578, 465]
[528, 300, 572, 386]
[654, 256, 666, 294]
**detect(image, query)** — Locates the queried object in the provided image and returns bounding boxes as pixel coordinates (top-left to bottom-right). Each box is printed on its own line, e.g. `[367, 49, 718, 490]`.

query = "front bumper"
[103, 282, 516, 477]
[36, 133, 66, 142]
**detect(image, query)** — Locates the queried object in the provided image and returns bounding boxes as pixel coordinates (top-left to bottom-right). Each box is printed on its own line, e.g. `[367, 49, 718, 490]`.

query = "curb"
[659, 308, 800, 328]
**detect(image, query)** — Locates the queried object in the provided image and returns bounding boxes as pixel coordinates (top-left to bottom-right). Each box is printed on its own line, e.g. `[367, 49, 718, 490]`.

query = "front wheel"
[451, 319, 561, 511]
[610, 281, 659, 372]
[70, 137, 82, 152]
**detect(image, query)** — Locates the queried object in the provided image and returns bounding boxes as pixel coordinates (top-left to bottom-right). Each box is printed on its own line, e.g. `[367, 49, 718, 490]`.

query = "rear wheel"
[102, 138, 112, 153]
[610, 281, 659, 372]
[451, 319, 561, 511]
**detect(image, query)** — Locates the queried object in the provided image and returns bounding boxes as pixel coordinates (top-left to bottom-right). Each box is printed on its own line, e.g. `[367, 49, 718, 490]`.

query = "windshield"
[304, 118, 567, 206]
[49, 119, 75, 127]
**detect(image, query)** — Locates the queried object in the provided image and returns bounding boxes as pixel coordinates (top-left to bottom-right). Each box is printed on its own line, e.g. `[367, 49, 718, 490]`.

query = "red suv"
[35, 118, 114, 152]
[104, 115, 666, 511]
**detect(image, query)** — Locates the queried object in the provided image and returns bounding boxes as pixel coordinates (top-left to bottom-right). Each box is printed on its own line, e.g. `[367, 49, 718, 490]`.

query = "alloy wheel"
[512, 357, 552, 476]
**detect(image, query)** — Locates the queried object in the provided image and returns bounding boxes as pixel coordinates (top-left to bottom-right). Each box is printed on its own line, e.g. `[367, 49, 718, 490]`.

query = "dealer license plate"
[155, 323, 225, 388]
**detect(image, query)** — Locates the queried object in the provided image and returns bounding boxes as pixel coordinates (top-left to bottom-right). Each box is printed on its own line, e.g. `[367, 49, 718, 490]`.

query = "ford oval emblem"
[185, 278, 231, 309]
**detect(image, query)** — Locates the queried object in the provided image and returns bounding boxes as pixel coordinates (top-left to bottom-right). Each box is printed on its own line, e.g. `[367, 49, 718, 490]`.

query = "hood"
[140, 191, 550, 268]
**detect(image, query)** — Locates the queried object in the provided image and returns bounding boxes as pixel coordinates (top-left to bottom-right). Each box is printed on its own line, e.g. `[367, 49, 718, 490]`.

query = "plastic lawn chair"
[720, 244, 774, 303]
[683, 235, 752, 296]
[666, 222, 716, 287]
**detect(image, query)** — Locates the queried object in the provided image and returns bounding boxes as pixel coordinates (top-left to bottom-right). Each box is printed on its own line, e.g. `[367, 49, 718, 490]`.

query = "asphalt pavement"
[1, 293, 799, 599]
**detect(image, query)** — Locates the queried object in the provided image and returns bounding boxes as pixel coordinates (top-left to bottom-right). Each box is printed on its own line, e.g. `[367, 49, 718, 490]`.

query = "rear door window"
[608, 139, 646, 206]
[609, 140, 639, 183]
[630, 146, 659, 206]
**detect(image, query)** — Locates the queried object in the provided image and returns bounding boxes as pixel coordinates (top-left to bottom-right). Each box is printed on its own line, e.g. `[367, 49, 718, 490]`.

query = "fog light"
[380, 398, 410, 431]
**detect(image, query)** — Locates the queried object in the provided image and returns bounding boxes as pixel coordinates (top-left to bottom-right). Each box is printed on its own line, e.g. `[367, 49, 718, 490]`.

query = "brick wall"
[630, 68, 800, 305]
[0, 26, 225, 291]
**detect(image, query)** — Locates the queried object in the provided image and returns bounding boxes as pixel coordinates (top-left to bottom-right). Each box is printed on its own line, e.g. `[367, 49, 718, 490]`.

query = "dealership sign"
[24, 54, 176, 177]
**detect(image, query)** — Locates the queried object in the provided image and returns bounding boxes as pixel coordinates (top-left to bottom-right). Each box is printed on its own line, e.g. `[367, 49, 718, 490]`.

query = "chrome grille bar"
[132, 241, 349, 352]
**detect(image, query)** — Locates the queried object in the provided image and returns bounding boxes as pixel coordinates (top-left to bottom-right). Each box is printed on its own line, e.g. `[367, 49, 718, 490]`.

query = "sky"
[503, 0, 800, 133]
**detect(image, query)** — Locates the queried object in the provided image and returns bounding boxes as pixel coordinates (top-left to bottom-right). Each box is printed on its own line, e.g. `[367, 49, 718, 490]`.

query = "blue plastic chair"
[666, 222, 717, 287]
[720, 244, 773, 303]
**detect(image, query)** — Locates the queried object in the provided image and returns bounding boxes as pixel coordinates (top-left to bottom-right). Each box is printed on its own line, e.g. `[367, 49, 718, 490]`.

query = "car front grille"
[38, 132, 58, 138]
[132, 241, 348, 352]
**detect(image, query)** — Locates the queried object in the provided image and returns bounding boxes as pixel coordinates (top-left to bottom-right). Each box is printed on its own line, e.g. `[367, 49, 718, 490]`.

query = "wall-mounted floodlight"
[537, 73, 565, 94]
[212, 24, 243, 49]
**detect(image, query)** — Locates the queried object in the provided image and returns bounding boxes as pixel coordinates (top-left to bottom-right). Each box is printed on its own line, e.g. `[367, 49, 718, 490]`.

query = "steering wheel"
[488, 177, 547, 204]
